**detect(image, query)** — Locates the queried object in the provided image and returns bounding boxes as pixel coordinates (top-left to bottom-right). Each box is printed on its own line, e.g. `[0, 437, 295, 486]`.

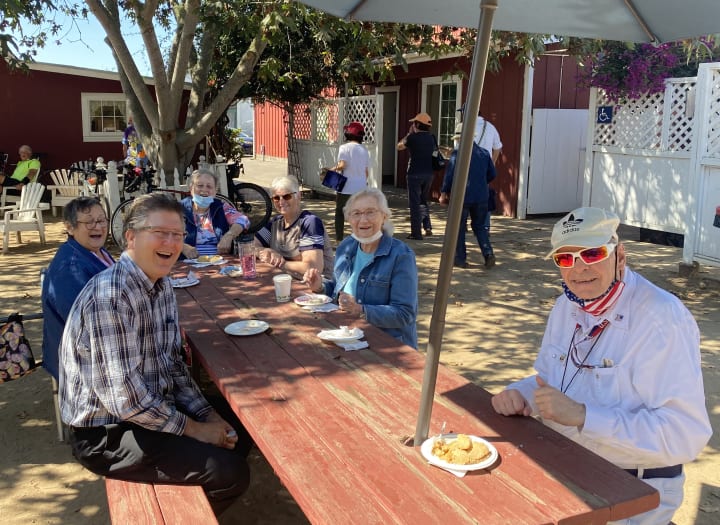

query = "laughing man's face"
[125, 210, 184, 282]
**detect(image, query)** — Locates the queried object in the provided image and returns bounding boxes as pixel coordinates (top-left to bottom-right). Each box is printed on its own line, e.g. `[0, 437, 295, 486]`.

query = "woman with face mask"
[303, 188, 419, 348]
[180, 168, 249, 259]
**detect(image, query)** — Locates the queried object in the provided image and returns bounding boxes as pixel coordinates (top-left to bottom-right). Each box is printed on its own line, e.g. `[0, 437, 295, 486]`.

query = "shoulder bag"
[431, 135, 446, 171]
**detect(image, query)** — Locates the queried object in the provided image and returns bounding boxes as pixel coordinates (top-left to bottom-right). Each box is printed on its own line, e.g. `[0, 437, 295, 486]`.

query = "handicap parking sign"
[597, 106, 613, 124]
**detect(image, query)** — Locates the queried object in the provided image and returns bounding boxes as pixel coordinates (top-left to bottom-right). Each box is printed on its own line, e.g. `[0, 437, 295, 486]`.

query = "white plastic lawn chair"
[0, 182, 46, 254]
[48, 169, 85, 216]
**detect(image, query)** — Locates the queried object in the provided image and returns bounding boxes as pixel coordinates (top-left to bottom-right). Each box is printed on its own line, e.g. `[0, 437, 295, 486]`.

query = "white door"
[526, 109, 588, 214]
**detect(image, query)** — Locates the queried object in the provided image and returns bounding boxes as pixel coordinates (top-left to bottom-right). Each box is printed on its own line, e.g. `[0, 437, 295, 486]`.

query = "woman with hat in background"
[329, 121, 371, 242]
[397, 113, 435, 240]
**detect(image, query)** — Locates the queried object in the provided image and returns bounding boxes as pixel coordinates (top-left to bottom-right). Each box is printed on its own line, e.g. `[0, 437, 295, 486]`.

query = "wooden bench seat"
[105, 478, 217, 525]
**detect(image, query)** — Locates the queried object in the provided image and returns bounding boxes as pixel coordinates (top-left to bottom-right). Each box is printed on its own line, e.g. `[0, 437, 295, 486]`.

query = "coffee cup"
[273, 274, 292, 302]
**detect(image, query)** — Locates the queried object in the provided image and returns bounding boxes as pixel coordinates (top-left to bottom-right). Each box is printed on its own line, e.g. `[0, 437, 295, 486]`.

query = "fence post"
[105, 161, 121, 216]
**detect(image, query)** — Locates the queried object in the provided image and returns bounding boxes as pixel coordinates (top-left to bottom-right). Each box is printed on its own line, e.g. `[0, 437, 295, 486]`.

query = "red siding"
[0, 63, 128, 170]
[532, 54, 590, 109]
[249, 51, 588, 218]
[388, 55, 525, 218]
[254, 103, 288, 159]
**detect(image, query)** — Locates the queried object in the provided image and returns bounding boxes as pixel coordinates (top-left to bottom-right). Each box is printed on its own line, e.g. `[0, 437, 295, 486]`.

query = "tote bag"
[0, 313, 39, 382]
[321, 169, 348, 192]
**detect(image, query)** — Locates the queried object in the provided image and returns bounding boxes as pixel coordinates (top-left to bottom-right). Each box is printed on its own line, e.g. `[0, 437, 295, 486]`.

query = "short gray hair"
[189, 168, 218, 190]
[63, 196, 105, 228]
[122, 193, 184, 240]
[271, 175, 299, 195]
[344, 188, 394, 236]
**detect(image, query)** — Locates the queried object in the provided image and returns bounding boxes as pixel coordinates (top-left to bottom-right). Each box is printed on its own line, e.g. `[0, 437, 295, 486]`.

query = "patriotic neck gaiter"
[562, 279, 626, 317]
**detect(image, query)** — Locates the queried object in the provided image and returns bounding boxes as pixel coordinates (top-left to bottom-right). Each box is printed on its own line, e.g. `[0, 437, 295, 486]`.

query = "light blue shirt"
[324, 234, 418, 348]
[342, 245, 373, 296]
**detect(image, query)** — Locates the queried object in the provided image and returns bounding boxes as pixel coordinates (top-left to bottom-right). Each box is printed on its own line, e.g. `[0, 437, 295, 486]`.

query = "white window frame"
[420, 75, 463, 148]
[80, 92, 128, 142]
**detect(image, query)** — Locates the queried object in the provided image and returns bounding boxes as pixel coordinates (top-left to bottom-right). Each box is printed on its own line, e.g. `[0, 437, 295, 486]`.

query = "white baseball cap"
[546, 207, 620, 258]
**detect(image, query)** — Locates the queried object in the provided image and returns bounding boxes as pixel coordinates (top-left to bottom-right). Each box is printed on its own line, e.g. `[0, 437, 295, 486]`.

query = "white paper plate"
[294, 294, 332, 307]
[224, 320, 269, 336]
[421, 434, 498, 472]
[185, 257, 226, 266]
[317, 327, 364, 343]
[170, 276, 200, 288]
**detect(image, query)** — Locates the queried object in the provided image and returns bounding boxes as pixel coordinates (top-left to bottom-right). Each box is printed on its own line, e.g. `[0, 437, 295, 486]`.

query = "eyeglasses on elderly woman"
[348, 209, 380, 221]
[551, 243, 616, 268]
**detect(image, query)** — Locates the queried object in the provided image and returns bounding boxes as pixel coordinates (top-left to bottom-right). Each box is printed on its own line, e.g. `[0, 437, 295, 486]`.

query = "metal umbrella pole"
[414, 0, 498, 445]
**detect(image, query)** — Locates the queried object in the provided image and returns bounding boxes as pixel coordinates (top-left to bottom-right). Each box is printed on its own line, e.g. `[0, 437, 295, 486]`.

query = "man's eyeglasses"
[136, 227, 186, 242]
[76, 218, 109, 229]
[552, 243, 615, 268]
[272, 193, 295, 202]
[348, 209, 380, 221]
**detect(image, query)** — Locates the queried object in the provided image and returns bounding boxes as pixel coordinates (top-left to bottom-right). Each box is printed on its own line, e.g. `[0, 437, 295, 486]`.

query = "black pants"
[335, 192, 351, 241]
[69, 397, 252, 512]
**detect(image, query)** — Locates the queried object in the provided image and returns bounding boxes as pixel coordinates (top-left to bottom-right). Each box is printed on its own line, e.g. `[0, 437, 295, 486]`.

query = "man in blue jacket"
[440, 123, 497, 268]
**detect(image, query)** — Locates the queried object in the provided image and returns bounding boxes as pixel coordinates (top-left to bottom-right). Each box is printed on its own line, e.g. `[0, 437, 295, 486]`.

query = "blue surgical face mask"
[192, 194, 214, 208]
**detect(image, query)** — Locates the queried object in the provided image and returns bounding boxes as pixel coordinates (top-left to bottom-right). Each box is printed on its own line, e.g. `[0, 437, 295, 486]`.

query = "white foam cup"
[273, 274, 292, 302]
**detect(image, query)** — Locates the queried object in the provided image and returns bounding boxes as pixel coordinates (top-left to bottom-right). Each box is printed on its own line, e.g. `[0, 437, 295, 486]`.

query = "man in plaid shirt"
[59, 193, 250, 515]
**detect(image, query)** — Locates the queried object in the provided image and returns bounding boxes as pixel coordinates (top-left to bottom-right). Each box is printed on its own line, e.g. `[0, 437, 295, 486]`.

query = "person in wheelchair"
[181, 168, 250, 259]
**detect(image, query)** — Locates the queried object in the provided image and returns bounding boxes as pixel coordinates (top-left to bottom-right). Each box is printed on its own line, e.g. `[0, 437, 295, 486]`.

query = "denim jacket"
[323, 234, 418, 348]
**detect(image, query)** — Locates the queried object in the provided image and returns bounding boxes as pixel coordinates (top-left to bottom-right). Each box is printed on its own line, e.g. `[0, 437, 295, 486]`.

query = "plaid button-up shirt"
[59, 253, 211, 434]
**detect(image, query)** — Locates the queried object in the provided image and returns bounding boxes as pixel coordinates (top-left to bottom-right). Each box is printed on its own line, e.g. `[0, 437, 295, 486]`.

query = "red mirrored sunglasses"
[552, 243, 616, 268]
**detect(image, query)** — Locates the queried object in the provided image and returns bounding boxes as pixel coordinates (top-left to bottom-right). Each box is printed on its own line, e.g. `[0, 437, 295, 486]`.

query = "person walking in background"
[439, 123, 497, 269]
[0, 144, 41, 191]
[397, 112, 435, 240]
[473, 112, 502, 164]
[491, 207, 712, 525]
[473, 111, 503, 248]
[330, 121, 370, 242]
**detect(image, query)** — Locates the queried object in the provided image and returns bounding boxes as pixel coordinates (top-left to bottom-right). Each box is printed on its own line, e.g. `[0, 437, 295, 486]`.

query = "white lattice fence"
[290, 97, 378, 145]
[312, 100, 340, 143]
[663, 79, 696, 151]
[343, 96, 378, 144]
[293, 103, 312, 140]
[593, 77, 696, 152]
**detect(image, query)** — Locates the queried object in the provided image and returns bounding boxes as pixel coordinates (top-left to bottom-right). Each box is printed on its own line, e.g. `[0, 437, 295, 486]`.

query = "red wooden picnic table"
[175, 259, 659, 525]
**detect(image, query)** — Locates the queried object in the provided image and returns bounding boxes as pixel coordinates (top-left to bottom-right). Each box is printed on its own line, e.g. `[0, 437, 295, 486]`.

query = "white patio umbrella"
[297, 0, 720, 444]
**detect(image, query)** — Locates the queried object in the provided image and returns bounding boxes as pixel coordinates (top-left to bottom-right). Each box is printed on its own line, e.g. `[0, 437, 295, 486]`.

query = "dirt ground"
[1, 160, 718, 524]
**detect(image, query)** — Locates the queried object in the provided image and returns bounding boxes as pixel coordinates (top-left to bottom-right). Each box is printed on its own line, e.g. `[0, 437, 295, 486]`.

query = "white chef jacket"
[510, 268, 711, 470]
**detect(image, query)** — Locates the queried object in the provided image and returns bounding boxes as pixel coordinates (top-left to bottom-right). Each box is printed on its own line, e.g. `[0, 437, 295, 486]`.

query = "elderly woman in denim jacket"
[304, 188, 419, 348]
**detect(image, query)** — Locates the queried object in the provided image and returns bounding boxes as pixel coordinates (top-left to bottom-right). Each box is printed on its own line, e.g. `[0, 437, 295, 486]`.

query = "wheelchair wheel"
[230, 182, 272, 234]
[110, 198, 135, 248]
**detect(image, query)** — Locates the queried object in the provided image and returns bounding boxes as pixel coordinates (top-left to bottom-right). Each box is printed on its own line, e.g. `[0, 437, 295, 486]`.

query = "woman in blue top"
[397, 112, 436, 240]
[304, 188, 419, 348]
[180, 168, 249, 258]
[41, 196, 115, 380]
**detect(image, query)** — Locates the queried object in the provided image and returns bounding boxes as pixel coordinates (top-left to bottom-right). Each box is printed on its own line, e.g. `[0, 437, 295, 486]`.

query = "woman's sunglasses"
[272, 192, 295, 202]
[552, 243, 615, 268]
